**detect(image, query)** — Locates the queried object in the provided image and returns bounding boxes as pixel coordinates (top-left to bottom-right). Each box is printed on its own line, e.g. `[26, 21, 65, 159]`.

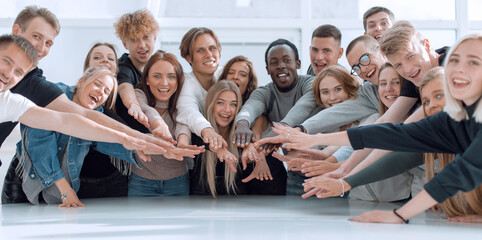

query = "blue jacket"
[17, 83, 140, 204]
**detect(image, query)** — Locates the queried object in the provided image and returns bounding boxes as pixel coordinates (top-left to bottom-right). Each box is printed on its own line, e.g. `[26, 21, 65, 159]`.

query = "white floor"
[1, 196, 481, 240]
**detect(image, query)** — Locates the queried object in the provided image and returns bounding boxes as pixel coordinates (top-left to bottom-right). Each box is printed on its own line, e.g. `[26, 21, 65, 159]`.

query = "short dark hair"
[346, 35, 378, 57]
[363, 6, 395, 32]
[0, 34, 38, 66]
[312, 24, 342, 43]
[264, 39, 299, 66]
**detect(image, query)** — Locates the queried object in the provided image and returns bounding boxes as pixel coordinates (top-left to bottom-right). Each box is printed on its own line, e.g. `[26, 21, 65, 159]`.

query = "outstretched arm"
[19, 106, 165, 155]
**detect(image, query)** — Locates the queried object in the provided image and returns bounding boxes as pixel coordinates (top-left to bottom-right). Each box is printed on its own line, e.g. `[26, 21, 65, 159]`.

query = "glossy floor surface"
[1, 196, 481, 239]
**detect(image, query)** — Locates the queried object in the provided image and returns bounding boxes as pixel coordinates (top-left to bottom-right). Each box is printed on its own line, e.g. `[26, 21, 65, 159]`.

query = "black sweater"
[347, 100, 481, 203]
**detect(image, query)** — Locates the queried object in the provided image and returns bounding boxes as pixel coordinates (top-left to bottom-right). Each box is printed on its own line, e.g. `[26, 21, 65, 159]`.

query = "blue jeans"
[128, 172, 190, 197]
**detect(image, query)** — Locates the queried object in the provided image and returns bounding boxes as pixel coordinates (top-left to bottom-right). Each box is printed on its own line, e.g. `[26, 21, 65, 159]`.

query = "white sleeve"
[0, 91, 36, 123]
[176, 73, 212, 137]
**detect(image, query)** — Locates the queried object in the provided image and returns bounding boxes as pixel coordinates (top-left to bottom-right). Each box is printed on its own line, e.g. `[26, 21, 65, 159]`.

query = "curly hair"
[114, 9, 159, 43]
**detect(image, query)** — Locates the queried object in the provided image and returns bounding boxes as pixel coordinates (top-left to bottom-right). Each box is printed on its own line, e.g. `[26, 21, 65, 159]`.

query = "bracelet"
[294, 124, 307, 133]
[60, 189, 72, 200]
[338, 179, 345, 197]
[393, 208, 410, 224]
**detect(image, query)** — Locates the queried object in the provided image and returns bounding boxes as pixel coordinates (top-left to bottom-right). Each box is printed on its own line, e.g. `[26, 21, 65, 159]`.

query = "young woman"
[16, 66, 142, 207]
[190, 80, 246, 197]
[219, 56, 286, 194]
[128, 50, 199, 196]
[260, 33, 482, 223]
[76, 42, 133, 199]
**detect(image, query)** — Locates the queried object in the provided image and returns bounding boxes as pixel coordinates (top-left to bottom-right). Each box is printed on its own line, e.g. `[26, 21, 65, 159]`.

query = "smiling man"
[306, 25, 344, 76]
[233, 39, 318, 195]
[363, 6, 395, 41]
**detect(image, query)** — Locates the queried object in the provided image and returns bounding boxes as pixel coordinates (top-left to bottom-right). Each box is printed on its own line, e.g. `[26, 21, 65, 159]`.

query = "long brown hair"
[421, 67, 482, 218]
[312, 65, 359, 109]
[83, 42, 118, 74]
[218, 55, 258, 103]
[202, 80, 242, 197]
[377, 62, 405, 115]
[137, 50, 184, 119]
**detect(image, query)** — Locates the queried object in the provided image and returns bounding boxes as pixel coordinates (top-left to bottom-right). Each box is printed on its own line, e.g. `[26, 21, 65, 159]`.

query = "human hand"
[297, 148, 332, 160]
[322, 161, 351, 179]
[58, 190, 85, 208]
[163, 144, 205, 161]
[215, 148, 238, 172]
[302, 176, 351, 198]
[349, 210, 404, 224]
[128, 103, 150, 128]
[269, 123, 320, 150]
[232, 120, 253, 147]
[119, 133, 167, 155]
[151, 119, 173, 140]
[242, 156, 273, 183]
[241, 143, 261, 170]
[202, 128, 228, 151]
[302, 161, 342, 177]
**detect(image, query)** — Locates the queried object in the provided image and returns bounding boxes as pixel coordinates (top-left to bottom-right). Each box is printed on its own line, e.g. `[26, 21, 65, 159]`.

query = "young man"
[233, 39, 318, 195]
[1, 6, 197, 203]
[176, 27, 226, 149]
[113, 9, 160, 133]
[306, 24, 344, 76]
[299, 35, 383, 134]
[363, 6, 395, 41]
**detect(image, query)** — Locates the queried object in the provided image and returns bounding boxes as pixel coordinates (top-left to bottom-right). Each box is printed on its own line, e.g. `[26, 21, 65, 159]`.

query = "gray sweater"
[301, 81, 380, 134]
[235, 75, 319, 126]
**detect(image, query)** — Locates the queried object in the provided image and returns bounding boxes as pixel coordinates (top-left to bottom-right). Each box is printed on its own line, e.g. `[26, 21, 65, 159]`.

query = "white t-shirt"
[0, 90, 35, 123]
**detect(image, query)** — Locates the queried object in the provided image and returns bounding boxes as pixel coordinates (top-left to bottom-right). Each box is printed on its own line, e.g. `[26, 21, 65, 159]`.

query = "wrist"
[237, 120, 249, 128]
[393, 209, 409, 224]
[129, 102, 140, 108]
[201, 127, 214, 137]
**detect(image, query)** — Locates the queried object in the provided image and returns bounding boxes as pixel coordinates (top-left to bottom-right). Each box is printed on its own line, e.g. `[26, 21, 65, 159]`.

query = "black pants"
[244, 153, 287, 195]
[76, 171, 128, 199]
[2, 157, 29, 204]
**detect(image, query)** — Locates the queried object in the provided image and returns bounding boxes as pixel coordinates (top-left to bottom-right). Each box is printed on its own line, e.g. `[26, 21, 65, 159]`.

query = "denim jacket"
[16, 83, 140, 204]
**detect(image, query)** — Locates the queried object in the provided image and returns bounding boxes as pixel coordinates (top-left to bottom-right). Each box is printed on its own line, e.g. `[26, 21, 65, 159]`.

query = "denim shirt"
[16, 83, 140, 204]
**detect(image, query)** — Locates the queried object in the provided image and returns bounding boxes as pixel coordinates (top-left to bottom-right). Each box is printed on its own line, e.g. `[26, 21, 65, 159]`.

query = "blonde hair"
[421, 67, 482, 218]
[312, 65, 359, 108]
[425, 153, 482, 218]
[114, 9, 159, 43]
[202, 80, 242, 197]
[380, 20, 424, 57]
[443, 33, 482, 123]
[76, 66, 118, 110]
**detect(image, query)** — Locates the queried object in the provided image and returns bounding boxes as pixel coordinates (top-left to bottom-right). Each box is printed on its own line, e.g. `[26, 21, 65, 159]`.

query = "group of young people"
[0, 5, 480, 224]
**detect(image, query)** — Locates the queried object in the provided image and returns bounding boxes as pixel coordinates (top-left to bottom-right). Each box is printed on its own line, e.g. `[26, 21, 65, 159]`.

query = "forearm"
[348, 149, 393, 176]
[21, 107, 129, 144]
[376, 96, 417, 124]
[118, 83, 140, 110]
[344, 152, 424, 189]
[54, 178, 73, 196]
[396, 189, 438, 220]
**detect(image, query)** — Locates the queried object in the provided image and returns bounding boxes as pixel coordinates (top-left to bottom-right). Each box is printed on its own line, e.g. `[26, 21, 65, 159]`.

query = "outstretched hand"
[302, 176, 351, 199]
[128, 103, 150, 128]
[215, 148, 238, 173]
[202, 128, 228, 151]
[233, 120, 254, 147]
[242, 155, 273, 183]
[302, 161, 342, 177]
[349, 210, 403, 224]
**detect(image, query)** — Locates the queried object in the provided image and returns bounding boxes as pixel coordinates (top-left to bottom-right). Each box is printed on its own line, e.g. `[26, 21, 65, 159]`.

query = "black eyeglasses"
[350, 45, 378, 76]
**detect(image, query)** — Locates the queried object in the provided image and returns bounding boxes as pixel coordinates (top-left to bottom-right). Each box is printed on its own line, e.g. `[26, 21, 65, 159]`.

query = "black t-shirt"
[79, 108, 127, 178]
[115, 53, 149, 133]
[400, 47, 449, 99]
[189, 135, 248, 196]
[0, 67, 63, 147]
